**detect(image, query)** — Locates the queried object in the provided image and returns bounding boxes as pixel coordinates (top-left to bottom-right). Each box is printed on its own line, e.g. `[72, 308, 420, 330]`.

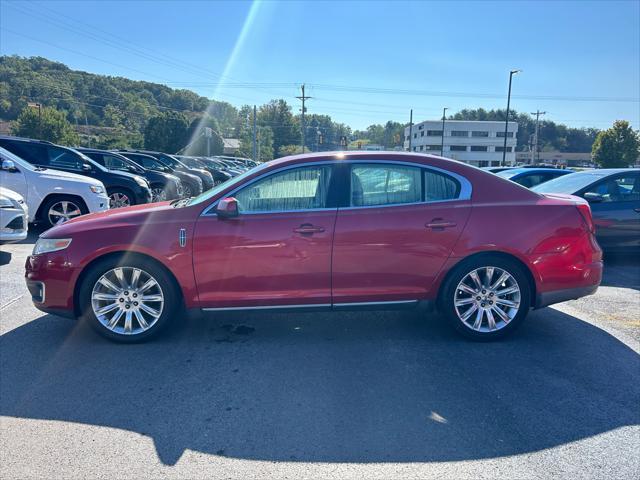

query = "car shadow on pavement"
[0, 250, 11, 265]
[1, 308, 638, 466]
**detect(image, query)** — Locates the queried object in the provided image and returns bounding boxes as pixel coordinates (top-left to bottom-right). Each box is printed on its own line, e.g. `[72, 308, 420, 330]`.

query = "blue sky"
[1, 0, 638, 130]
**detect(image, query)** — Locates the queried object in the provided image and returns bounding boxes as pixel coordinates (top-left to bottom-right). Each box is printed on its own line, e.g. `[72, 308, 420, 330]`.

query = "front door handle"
[426, 219, 457, 230]
[293, 224, 325, 234]
[634, 208, 640, 213]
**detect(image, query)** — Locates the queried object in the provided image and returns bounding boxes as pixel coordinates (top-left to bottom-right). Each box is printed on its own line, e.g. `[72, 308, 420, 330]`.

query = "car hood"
[0, 186, 24, 202]
[38, 168, 105, 187]
[41, 201, 176, 238]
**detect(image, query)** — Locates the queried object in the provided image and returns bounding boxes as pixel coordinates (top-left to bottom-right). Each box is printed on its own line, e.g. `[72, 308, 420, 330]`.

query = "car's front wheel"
[107, 189, 135, 208]
[440, 255, 532, 340]
[79, 257, 178, 342]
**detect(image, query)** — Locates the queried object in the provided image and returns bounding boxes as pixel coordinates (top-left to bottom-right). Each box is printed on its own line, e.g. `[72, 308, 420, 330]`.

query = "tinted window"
[532, 172, 605, 194]
[351, 164, 421, 206]
[514, 173, 547, 188]
[47, 146, 84, 171]
[0, 141, 47, 164]
[424, 170, 460, 201]
[235, 166, 332, 212]
[103, 154, 132, 171]
[84, 152, 106, 166]
[584, 174, 640, 202]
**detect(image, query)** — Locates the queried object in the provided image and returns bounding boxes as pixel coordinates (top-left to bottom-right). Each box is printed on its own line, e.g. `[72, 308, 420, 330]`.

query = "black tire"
[440, 255, 532, 341]
[79, 256, 179, 343]
[107, 188, 136, 208]
[39, 196, 88, 228]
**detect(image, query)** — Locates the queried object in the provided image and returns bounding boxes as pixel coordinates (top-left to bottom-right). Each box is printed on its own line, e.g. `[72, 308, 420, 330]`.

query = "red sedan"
[25, 152, 603, 342]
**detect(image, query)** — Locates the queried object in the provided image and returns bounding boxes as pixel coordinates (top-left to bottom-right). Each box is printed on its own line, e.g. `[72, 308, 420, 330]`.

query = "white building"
[404, 120, 518, 167]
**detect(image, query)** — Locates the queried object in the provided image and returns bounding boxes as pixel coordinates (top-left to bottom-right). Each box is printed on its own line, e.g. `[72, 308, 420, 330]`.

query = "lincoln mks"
[25, 152, 603, 342]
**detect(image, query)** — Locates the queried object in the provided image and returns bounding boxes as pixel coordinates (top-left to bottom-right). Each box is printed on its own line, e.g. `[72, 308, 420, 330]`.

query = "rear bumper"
[535, 284, 599, 309]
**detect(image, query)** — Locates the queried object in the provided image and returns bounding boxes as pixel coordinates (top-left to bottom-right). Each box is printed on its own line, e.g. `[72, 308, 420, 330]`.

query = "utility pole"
[502, 69, 521, 166]
[27, 102, 42, 139]
[440, 107, 448, 156]
[296, 84, 312, 153]
[252, 105, 257, 162]
[256, 128, 261, 162]
[530, 110, 546, 164]
[408, 109, 413, 151]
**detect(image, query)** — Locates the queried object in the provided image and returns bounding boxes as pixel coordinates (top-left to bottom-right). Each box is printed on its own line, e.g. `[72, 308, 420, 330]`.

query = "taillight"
[576, 203, 595, 233]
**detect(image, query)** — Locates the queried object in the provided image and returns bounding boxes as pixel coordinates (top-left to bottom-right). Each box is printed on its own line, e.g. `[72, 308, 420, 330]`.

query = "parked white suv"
[0, 147, 109, 228]
[0, 187, 28, 244]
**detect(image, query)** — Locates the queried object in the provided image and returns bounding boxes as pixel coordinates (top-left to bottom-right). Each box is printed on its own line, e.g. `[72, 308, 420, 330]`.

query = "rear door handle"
[634, 208, 640, 213]
[293, 224, 325, 234]
[426, 220, 457, 229]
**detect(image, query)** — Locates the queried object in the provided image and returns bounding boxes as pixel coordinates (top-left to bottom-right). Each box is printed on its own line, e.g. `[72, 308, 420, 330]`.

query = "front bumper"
[25, 251, 76, 315]
[84, 193, 110, 214]
[134, 186, 153, 204]
[0, 208, 28, 244]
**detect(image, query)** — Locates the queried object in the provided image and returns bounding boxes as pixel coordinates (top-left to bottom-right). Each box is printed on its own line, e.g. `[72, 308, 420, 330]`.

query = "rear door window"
[584, 174, 640, 202]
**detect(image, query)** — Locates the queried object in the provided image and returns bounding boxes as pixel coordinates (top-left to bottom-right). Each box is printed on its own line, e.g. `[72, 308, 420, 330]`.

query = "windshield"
[185, 162, 271, 206]
[531, 172, 604, 194]
[496, 169, 527, 179]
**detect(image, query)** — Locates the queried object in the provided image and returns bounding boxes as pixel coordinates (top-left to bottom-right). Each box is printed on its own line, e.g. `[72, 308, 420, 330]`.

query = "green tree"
[144, 111, 189, 153]
[258, 100, 299, 156]
[592, 120, 640, 168]
[12, 105, 79, 144]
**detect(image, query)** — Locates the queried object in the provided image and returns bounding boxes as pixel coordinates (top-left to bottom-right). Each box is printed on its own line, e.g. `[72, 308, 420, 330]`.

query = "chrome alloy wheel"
[454, 266, 521, 333]
[48, 200, 82, 225]
[109, 192, 131, 208]
[91, 267, 164, 335]
[150, 188, 167, 202]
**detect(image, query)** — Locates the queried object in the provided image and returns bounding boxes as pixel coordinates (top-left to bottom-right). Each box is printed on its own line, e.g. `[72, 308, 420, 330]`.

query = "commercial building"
[404, 120, 518, 167]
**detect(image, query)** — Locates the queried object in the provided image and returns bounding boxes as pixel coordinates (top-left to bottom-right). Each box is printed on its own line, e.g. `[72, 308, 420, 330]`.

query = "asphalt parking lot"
[1, 231, 639, 479]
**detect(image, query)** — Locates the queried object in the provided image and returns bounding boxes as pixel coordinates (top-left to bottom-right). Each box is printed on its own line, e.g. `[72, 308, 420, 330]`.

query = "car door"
[331, 162, 472, 305]
[581, 172, 640, 251]
[192, 164, 337, 308]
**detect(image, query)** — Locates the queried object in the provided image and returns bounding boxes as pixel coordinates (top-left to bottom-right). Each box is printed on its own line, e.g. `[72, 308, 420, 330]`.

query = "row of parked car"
[0, 134, 259, 243]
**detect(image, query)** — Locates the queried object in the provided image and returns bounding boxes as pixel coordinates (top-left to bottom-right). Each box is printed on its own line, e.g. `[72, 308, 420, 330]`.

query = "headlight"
[33, 238, 72, 255]
[133, 176, 149, 187]
[90, 185, 105, 194]
[0, 196, 14, 208]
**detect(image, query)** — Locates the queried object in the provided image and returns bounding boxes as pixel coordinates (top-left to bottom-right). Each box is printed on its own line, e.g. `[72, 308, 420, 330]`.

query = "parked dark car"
[119, 150, 214, 192]
[118, 152, 202, 198]
[495, 167, 573, 188]
[0, 136, 152, 208]
[77, 148, 182, 202]
[175, 155, 232, 185]
[532, 168, 640, 252]
[202, 157, 244, 177]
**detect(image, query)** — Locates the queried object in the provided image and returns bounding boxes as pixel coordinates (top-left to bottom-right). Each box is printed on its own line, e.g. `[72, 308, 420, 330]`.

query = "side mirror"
[216, 197, 239, 218]
[82, 163, 93, 172]
[1, 159, 17, 172]
[584, 192, 604, 203]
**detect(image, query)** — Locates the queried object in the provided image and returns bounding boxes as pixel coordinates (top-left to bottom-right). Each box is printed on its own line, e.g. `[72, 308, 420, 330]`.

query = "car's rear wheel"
[79, 258, 178, 342]
[41, 196, 87, 228]
[440, 256, 531, 340]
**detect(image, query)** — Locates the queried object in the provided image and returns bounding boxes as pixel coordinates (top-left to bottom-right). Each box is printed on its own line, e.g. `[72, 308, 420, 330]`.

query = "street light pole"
[440, 107, 448, 156]
[502, 69, 521, 166]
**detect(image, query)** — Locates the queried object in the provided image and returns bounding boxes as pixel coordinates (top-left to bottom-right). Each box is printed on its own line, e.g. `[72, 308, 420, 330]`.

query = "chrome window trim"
[201, 159, 472, 216]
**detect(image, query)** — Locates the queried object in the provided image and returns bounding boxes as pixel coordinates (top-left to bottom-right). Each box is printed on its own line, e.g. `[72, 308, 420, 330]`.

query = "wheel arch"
[436, 251, 537, 309]
[36, 194, 88, 222]
[73, 250, 184, 317]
